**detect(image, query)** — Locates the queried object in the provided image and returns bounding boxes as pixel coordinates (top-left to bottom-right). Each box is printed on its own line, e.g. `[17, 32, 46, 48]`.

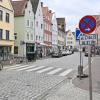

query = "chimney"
[49, 10, 52, 13]
[41, 2, 43, 7]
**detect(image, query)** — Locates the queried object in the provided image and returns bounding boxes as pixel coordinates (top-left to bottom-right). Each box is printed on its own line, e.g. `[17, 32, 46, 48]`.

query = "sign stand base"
[77, 65, 88, 79]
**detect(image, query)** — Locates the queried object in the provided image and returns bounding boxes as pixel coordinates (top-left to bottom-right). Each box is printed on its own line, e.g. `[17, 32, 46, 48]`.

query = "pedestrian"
[34, 50, 37, 60]
[40, 49, 43, 58]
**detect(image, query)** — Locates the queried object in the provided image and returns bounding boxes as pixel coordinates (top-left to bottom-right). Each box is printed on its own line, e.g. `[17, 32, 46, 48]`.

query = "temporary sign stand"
[77, 32, 88, 79]
[79, 15, 96, 100]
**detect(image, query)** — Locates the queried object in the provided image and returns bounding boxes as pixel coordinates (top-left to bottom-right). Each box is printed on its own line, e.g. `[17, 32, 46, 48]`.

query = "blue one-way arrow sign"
[76, 28, 80, 40]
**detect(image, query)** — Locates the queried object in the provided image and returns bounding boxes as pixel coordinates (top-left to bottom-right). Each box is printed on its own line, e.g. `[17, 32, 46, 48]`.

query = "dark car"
[95, 46, 100, 55]
[84, 51, 92, 57]
[52, 51, 62, 58]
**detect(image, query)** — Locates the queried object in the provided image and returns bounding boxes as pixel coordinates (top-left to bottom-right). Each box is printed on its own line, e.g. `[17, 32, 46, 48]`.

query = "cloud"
[41, 0, 100, 31]
[13, 0, 100, 31]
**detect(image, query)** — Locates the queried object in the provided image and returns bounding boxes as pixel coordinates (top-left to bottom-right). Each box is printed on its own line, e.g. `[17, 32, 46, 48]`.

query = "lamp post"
[20, 41, 25, 57]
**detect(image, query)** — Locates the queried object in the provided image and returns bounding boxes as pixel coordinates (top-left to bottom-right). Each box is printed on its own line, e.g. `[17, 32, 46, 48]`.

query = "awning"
[40, 42, 46, 46]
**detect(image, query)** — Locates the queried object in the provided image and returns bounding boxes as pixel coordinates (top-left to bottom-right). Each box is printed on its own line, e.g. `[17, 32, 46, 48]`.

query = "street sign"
[79, 15, 97, 100]
[79, 15, 96, 34]
[76, 28, 80, 40]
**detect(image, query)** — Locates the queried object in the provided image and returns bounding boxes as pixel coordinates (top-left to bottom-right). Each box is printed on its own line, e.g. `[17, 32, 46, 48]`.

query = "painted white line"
[37, 67, 53, 73]
[47, 68, 62, 75]
[4, 64, 22, 69]
[7, 65, 28, 70]
[59, 69, 73, 76]
[17, 65, 36, 71]
[26, 66, 46, 72]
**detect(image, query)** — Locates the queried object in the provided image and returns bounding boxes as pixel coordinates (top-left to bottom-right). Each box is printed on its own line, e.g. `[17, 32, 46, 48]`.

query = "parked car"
[66, 50, 72, 55]
[95, 46, 100, 55]
[62, 50, 67, 56]
[73, 48, 79, 52]
[52, 51, 62, 58]
[84, 50, 92, 57]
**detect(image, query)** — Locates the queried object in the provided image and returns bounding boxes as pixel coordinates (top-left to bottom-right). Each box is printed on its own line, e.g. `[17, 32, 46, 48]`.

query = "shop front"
[0, 46, 12, 61]
[26, 43, 35, 61]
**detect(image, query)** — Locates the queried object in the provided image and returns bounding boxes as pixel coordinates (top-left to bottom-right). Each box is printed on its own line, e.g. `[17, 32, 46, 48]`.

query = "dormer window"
[29, 11, 30, 14]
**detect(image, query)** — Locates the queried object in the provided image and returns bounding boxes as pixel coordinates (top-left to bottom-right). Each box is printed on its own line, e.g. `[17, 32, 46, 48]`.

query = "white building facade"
[34, 1, 44, 45]
[13, 0, 35, 60]
[31, 0, 44, 58]
[52, 13, 58, 51]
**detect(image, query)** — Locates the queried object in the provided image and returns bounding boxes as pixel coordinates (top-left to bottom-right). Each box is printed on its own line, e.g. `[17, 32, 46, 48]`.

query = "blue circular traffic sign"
[79, 15, 96, 34]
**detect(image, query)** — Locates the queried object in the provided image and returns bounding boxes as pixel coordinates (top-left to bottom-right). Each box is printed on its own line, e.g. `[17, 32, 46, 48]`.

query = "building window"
[31, 34, 33, 40]
[39, 36, 40, 40]
[41, 24, 43, 29]
[0, 10, 3, 21]
[0, 29, 3, 40]
[69, 34, 71, 36]
[6, 30, 9, 40]
[14, 46, 18, 54]
[14, 33, 17, 40]
[6, 13, 10, 23]
[27, 20, 29, 26]
[29, 10, 30, 14]
[36, 35, 38, 40]
[41, 37, 43, 41]
[27, 33, 29, 40]
[36, 21, 38, 27]
[31, 22, 33, 27]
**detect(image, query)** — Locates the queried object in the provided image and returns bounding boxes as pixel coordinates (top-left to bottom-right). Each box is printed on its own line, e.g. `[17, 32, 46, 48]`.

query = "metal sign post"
[79, 15, 96, 100]
[79, 33, 83, 79]
[76, 29, 84, 79]
[88, 46, 93, 100]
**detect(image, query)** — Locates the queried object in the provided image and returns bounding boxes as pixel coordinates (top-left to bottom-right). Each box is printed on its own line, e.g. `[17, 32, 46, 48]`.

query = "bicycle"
[0, 61, 3, 70]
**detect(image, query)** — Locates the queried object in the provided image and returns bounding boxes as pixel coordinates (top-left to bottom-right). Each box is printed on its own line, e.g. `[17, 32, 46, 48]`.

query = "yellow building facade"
[0, 0, 14, 60]
[66, 30, 76, 49]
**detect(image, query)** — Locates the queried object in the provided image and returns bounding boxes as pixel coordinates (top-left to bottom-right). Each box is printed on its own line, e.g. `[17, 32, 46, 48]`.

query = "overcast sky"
[12, 0, 100, 32]
[41, 0, 100, 31]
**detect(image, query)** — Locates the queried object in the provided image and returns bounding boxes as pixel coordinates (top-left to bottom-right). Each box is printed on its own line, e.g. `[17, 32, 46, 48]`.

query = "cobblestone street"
[0, 70, 65, 100]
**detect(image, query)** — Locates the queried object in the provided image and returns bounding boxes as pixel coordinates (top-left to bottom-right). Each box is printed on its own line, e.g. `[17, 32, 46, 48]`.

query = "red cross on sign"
[79, 15, 96, 34]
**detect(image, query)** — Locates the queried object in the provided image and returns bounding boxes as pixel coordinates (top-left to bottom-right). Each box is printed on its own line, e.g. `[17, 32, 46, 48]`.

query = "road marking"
[17, 65, 36, 71]
[47, 68, 62, 75]
[26, 66, 46, 72]
[37, 67, 53, 73]
[4, 64, 22, 69]
[59, 69, 73, 76]
[6, 65, 28, 70]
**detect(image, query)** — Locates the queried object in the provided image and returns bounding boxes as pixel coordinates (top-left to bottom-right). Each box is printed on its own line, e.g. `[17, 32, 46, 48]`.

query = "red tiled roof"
[11, 0, 27, 17]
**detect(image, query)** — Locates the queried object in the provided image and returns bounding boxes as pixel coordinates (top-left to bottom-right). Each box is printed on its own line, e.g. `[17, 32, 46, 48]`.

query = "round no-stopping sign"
[79, 15, 96, 34]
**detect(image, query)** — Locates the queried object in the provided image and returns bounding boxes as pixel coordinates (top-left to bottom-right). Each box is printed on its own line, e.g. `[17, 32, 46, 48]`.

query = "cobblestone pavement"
[43, 80, 100, 100]
[0, 70, 66, 100]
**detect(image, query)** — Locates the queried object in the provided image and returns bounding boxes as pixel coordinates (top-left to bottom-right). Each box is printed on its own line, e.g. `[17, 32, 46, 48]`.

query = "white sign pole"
[88, 45, 93, 100]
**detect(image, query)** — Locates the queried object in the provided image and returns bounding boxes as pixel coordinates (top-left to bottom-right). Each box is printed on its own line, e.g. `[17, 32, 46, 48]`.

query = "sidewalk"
[44, 81, 100, 100]
[73, 56, 100, 94]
